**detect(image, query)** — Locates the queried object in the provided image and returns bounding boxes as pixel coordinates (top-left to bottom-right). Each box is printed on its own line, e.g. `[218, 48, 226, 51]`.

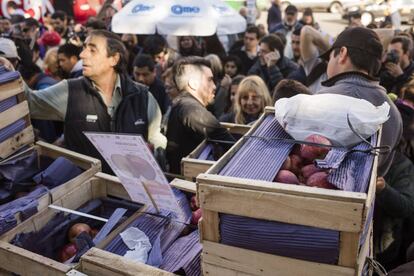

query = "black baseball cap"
[285, 5, 298, 14]
[320, 27, 383, 61]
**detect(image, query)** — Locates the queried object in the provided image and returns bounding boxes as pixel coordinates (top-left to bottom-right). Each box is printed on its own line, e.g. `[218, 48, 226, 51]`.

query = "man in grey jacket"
[317, 27, 402, 177]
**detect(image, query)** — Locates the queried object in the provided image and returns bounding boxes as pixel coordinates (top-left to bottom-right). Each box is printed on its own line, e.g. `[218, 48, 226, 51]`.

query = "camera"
[385, 49, 400, 64]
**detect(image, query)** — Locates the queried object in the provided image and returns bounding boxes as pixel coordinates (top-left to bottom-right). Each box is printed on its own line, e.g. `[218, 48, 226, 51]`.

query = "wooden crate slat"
[0, 80, 24, 102]
[220, 122, 251, 136]
[203, 241, 355, 276]
[0, 101, 29, 130]
[80, 248, 174, 276]
[201, 210, 220, 242]
[0, 241, 69, 276]
[197, 173, 367, 204]
[181, 158, 214, 180]
[170, 178, 197, 193]
[36, 141, 101, 170]
[203, 263, 253, 276]
[199, 184, 364, 232]
[338, 232, 360, 268]
[0, 126, 34, 159]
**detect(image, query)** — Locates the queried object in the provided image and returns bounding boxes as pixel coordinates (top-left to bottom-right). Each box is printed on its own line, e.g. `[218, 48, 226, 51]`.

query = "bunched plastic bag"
[274, 94, 390, 147]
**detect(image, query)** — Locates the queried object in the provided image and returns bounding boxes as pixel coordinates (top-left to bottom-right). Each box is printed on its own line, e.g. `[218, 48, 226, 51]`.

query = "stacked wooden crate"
[197, 108, 377, 276]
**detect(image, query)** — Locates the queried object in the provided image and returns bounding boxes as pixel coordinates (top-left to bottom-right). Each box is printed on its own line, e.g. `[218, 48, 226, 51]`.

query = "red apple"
[280, 156, 291, 171]
[190, 195, 199, 211]
[301, 164, 324, 179]
[59, 243, 77, 263]
[274, 170, 299, 185]
[306, 172, 336, 189]
[289, 154, 303, 175]
[68, 223, 91, 243]
[300, 135, 332, 162]
[191, 209, 202, 225]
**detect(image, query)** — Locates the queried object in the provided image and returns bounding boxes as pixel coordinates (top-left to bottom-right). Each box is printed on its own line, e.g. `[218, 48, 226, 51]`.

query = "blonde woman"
[220, 76, 272, 125]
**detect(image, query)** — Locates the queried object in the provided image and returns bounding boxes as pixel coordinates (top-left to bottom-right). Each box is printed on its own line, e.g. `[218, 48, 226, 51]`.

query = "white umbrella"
[111, 0, 247, 36]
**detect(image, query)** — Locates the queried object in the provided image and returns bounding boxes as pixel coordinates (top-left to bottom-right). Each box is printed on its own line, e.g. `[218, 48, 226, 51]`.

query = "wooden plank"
[203, 263, 253, 276]
[0, 241, 69, 276]
[197, 174, 367, 204]
[201, 210, 220, 242]
[356, 225, 372, 276]
[0, 126, 34, 159]
[220, 122, 251, 136]
[90, 177, 108, 199]
[0, 80, 24, 101]
[338, 232, 360, 268]
[0, 101, 29, 130]
[59, 180, 94, 211]
[181, 158, 214, 180]
[80, 248, 173, 276]
[170, 178, 197, 193]
[203, 241, 355, 276]
[199, 184, 363, 232]
[36, 141, 101, 170]
[187, 140, 208, 158]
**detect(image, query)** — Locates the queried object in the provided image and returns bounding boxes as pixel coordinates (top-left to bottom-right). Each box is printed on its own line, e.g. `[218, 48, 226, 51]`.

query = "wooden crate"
[0, 75, 101, 227]
[197, 108, 378, 276]
[181, 122, 250, 181]
[0, 173, 144, 276]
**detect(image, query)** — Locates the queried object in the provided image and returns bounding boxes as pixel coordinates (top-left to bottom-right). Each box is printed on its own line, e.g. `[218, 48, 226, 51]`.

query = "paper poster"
[84, 132, 183, 219]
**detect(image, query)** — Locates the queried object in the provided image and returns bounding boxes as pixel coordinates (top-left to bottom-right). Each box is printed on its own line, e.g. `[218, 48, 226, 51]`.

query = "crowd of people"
[0, 0, 413, 274]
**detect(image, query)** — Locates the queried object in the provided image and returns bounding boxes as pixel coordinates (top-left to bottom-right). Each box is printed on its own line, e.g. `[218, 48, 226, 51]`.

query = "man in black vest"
[166, 57, 234, 174]
[22, 30, 166, 173]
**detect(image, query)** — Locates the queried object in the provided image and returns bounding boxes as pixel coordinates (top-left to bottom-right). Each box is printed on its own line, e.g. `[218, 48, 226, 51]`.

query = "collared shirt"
[24, 74, 167, 149]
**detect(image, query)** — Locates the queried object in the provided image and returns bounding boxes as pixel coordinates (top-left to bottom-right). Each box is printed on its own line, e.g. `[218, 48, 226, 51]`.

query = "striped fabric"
[220, 114, 293, 181]
[220, 214, 339, 264]
[0, 96, 17, 112]
[0, 69, 20, 84]
[328, 134, 377, 193]
[160, 230, 202, 276]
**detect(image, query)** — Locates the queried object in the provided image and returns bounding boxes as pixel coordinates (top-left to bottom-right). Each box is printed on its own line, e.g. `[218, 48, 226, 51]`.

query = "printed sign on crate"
[85, 132, 184, 220]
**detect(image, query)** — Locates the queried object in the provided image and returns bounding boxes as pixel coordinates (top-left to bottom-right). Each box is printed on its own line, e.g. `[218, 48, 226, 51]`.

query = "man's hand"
[376, 177, 386, 193]
[220, 74, 232, 89]
[0, 57, 15, 71]
[264, 51, 280, 67]
[385, 62, 404, 78]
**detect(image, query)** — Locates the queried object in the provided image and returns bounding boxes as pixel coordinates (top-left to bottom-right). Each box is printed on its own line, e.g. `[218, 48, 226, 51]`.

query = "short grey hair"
[172, 56, 211, 91]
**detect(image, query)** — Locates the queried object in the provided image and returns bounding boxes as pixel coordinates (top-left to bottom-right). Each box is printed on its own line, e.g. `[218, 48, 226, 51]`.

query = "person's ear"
[109, 53, 120, 68]
[338, 47, 348, 64]
[188, 77, 199, 91]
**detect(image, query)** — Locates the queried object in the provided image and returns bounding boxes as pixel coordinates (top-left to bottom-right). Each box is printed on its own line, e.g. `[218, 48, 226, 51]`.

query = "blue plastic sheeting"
[327, 134, 377, 193]
[105, 189, 192, 268]
[219, 114, 294, 181]
[0, 186, 48, 236]
[11, 197, 143, 261]
[160, 230, 202, 276]
[220, 214, 340, 264]
[33, 157, 83, 189]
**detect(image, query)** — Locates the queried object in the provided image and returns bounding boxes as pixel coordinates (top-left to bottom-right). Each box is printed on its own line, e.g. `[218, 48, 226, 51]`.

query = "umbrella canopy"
[111, 0, 247, 36]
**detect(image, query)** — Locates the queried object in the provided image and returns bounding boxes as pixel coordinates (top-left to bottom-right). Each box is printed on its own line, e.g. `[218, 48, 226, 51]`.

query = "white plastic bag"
[274, 94, 390, 147]
[120, 227, 152, 263]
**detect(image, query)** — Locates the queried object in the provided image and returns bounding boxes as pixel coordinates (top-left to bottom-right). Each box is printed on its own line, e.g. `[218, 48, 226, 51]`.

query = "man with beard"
[50, 10, 69, 42]
[166, 57, 234, 174]
[270, 5, 302, 60]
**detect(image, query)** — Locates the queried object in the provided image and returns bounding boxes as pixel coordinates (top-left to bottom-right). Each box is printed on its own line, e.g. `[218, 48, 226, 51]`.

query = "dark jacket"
[375, 152, 414, 271]
[317, 72, 403, 177]
[380, 62, 414, 96]
[229, 47, 258, 75]
[267, 3, 282, 33]
[166, 92, 235, 174]
[270, 21, 303, 35]
[396, 100, 414, 163]
[65, 75, 149, 173]
[248, 56, 299, 91]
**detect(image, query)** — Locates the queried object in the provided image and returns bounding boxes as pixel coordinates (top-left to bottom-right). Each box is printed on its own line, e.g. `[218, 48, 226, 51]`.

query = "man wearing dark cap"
[317, 27, 402, 177]
[270, 5, 302, 60]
